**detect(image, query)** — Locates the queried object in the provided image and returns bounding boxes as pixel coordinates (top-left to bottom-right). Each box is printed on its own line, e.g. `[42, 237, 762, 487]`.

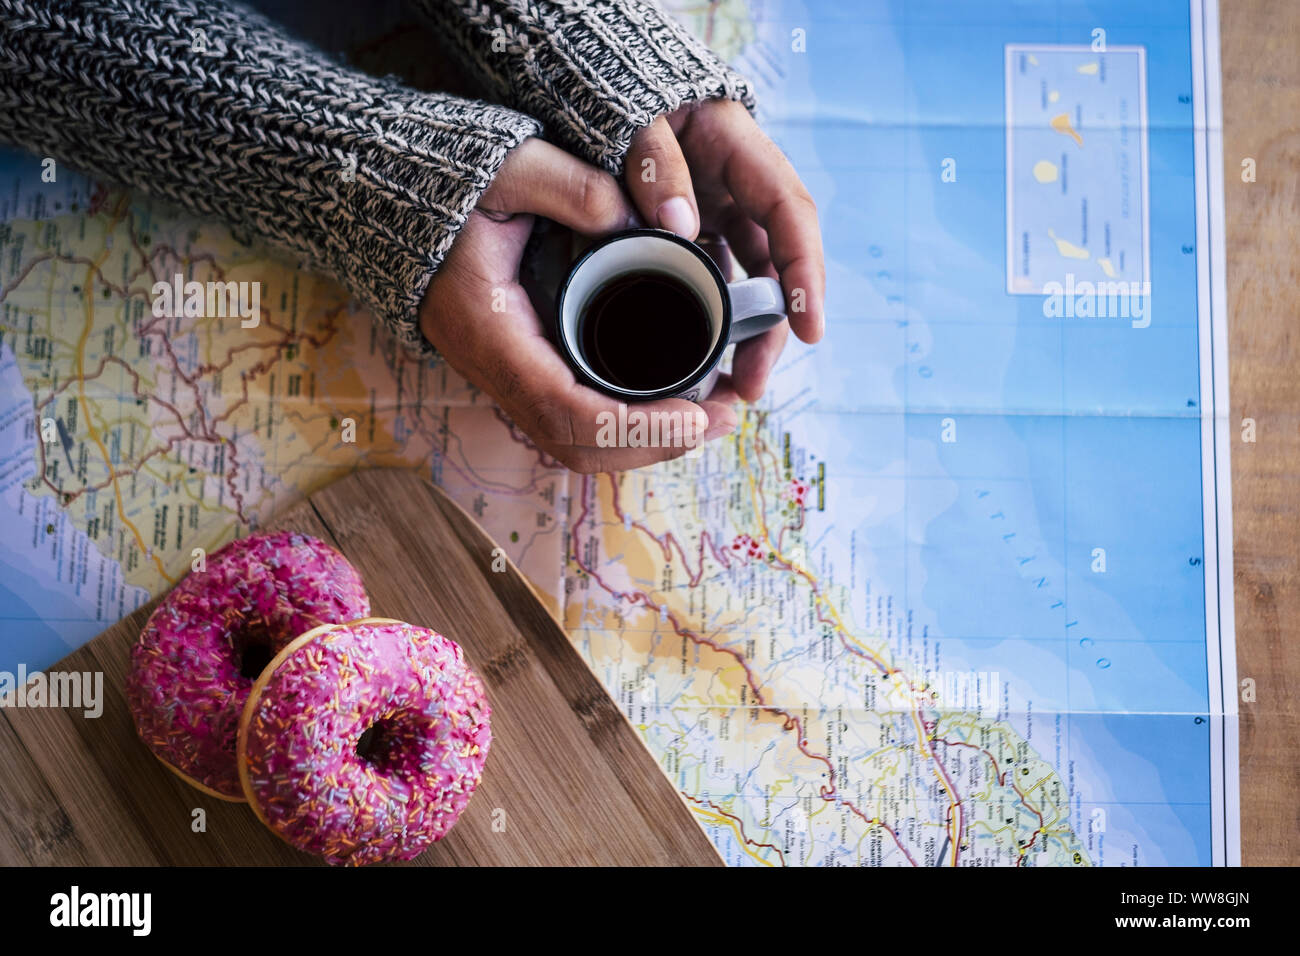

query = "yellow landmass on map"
[1033, 160, 1059, 183]
[1077, 61, 1100, 75]
[1050, 112, 1084, 147]
[565, 410, 1090, 867]
[1049, 229, 1090, 260]
[1098, 257, 1117, 277]
[0, 196, 565, 611]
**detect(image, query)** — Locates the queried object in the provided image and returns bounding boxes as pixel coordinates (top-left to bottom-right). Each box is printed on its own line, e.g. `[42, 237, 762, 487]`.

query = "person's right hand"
[419, 138, 739, 474]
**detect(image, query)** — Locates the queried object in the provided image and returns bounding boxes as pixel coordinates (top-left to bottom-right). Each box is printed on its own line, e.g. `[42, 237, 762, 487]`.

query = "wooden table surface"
[1222, 0, 1300, 866]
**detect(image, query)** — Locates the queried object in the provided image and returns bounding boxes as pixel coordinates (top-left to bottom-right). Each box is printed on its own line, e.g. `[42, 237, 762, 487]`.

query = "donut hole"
[355, 714, 422, 774]
[236, 628, 276, 680]
[355, 722, 386, 761]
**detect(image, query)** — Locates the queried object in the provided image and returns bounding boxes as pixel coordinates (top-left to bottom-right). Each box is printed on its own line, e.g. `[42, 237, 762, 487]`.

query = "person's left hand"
[625, 98, 825, 402]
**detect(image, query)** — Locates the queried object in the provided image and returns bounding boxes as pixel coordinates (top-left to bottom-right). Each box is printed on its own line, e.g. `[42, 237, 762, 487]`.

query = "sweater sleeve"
[0, 0, 543, 356]
[407, 0, 756, 176]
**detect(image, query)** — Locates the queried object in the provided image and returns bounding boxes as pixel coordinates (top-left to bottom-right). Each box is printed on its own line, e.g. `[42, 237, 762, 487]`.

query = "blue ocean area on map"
[751, 0, 1220, 862]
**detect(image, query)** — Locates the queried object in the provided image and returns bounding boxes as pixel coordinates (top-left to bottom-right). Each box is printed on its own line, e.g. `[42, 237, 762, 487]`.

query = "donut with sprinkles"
[127, 532, 371, 800]
[237, 618, 491, 866]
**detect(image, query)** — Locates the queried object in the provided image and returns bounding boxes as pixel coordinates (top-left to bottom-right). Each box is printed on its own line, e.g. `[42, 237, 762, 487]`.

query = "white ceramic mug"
[555, 229, 786, 402]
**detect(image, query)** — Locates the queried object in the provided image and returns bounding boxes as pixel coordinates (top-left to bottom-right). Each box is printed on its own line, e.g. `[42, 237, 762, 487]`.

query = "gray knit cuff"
[413, 0, 757, 176]
[339, 95, 542, 358]
[0, 0, 542, 360]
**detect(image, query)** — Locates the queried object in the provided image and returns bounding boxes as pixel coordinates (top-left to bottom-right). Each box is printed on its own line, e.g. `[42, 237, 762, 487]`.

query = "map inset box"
[1005, 44, 1150, 295]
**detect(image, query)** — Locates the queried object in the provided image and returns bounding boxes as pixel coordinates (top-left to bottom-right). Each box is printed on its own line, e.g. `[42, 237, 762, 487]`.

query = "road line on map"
[74, 203, 175, 584]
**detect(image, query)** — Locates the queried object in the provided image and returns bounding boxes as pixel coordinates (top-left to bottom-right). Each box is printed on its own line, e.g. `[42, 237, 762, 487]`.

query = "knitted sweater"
[0, 0, 753, 356]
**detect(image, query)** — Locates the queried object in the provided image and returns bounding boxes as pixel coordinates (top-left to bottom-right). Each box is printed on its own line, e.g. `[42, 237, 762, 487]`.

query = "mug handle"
[727, 277, 787, 343]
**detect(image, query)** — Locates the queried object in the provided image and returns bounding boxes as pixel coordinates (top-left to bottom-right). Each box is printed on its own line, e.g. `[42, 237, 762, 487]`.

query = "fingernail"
[656, 196, 697, 238]
[704, 415, 737, 441]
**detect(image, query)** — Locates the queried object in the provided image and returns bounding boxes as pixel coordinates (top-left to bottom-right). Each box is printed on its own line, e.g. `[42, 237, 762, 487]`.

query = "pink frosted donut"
[238, 617, 491, 866]
[127, 531, 370, 800]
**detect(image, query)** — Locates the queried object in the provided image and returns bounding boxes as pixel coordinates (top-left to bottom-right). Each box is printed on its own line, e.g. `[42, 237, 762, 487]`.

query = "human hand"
[625, 98, 826, 402]
[419, 138, 739, 474]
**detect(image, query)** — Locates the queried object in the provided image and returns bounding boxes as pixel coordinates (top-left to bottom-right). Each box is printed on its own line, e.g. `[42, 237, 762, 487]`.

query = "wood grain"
[0, 470, 722, 867]
[1222, 0, 1300, 866]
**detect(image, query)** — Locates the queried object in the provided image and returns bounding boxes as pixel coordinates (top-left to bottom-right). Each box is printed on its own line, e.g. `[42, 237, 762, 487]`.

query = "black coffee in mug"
[577, 270, 712, 391]
[556, 229, 786, 402]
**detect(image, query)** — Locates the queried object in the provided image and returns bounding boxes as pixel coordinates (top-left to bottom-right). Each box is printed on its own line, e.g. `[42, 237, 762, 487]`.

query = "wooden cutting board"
[0, 468, 722, 866]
